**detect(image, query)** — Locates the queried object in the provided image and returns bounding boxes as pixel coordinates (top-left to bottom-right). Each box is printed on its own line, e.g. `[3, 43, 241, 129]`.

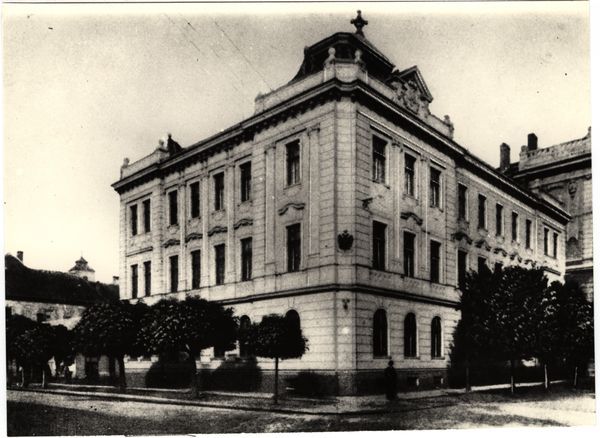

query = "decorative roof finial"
[351, 10, 368, 36]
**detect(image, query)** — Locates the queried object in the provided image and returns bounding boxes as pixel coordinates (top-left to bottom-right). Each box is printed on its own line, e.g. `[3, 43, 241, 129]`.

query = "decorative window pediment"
[278, 202, 305, 216]
[474, 238, 492, 251]
[234, 218, 254, 230]
[400, 211, 423, 226]
[185, 232, 203, 243]
[509, 251, 523, 263]
[208, 225, 228, 236]
[451, 231, 473, 245]
[163, 238, 180, 248]
[493, 247, 508, 257]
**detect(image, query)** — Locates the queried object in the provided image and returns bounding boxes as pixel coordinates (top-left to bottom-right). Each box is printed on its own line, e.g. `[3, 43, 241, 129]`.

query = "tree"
[138, 297, 237, 397]
[555, 280, 594, 387]
[530, 281, 560, 390]
[72, 301, 148, 390]
[492, 266, 548, 394]
[6, 313, 41, 387]
[451, 265, 499, 391]
[50, 325, 75, 380]
[12, 323, 56, 388]
[248, 314, 308, 403]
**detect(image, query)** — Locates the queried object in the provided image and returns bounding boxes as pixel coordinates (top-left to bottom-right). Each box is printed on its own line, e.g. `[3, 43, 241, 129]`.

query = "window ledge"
[284, 182, 302, 190]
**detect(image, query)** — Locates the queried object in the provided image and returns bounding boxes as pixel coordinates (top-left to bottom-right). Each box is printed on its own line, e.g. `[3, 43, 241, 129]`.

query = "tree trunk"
[117, 355, 127, 391]
[465, 359, 471, 393]
[274, 357, 279, 404]
[573, 366, 578, 388]
[543, 363, 549, 391]
[510, 359, 516, 395]
[41, 366, 48, 389]
[20, 366, 27, 388]
[188, 353, 200, 398]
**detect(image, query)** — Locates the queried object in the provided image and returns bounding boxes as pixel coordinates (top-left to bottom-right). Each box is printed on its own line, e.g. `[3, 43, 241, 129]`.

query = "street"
[7, 388, 596, 435]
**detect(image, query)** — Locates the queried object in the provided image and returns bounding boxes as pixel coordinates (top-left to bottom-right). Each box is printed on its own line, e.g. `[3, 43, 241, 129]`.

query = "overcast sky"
[3, 2, 590, 282]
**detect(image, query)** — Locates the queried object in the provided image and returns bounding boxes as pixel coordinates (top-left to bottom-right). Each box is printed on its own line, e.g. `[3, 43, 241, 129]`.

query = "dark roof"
[4, 254, 119, 306]
[292, 32, 395, 83]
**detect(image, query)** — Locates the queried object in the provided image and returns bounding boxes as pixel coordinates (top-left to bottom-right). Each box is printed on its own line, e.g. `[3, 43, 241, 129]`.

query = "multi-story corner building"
[112, 14, 570, 394]
[501, 129, 592, 301]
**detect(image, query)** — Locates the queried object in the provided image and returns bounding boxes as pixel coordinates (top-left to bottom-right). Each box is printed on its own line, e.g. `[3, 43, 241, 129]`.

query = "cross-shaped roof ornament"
[351, 10, 368, 36]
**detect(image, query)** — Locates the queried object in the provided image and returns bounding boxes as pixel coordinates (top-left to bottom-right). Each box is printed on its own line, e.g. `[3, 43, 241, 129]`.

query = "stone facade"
[113, 20, 570, 394]
[504, 129, 592, 300]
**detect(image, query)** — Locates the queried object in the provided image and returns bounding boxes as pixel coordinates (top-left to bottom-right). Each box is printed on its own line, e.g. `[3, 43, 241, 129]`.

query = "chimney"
[112, 276, 120, 286]
[499, 143, 511, 171]
[527, 133, 538, 151]
[16, 251, 23, 262]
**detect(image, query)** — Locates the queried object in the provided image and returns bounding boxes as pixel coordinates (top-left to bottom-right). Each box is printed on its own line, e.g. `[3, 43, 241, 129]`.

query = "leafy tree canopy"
[139, 297, 237, 357]
[250, 314, 308, 360]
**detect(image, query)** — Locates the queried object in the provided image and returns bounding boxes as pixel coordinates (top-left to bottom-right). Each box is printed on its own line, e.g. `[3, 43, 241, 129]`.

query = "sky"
[2, 1, 591, 283]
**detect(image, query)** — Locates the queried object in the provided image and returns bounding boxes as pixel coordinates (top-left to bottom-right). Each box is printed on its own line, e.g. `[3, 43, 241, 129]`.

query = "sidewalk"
[12, 380, 567, 416]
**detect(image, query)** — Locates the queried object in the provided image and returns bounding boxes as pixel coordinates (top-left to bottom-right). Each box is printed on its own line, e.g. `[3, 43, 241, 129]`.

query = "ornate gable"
[387, 66, 433, 116]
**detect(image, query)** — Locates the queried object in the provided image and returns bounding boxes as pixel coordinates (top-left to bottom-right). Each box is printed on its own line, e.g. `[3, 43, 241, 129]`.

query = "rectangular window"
[553, 232, 558, 258]
[430, 168, 441, 208]
[511, 212, 519, 241]
[214, 173, 225, 211]
[241, 237, 253, 281]
[169, 255, 178, 292]
[430, 240, 441, 283]
[130, 205, 138, 236]
[405, 154, 416, 196]
[191, 250, 201, 289]
[404, 232, 415, 277]
[240, 162, 252, 203]
[478, 194, 487, 229]
[544, 228, 549, 255]
[477, 257, 487, 274]
[190, 181, 200, 218]
[458, 184, 467, 220]
[287, 223, 301, 272]
[215, 244, 225, 285]
[168, 190, 178, 226]
[131, 264, 138, 298]
[143, 261, 151, 297]
[372, 135, 386, 183]
[525, 219, 532, 249]
[495, 204, 503, 236]
[286, 140, 300, 186]
[372, 221, 387, 270]
[458, 250, 467, 290]
[143, 199, 151, 233]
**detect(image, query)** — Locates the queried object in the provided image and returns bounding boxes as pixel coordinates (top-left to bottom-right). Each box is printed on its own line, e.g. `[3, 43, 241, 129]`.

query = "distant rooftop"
[5, 253, 118, 306]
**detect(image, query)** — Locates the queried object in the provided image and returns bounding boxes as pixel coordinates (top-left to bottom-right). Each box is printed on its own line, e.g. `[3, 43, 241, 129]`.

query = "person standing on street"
[384, 360, 397, 400]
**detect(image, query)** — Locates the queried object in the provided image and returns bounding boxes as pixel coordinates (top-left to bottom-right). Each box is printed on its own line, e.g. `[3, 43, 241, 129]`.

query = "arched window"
[285, 309, 301, 331]
[431, 316, 442, 358]
[404, 313, 417, 357]
[239, 315, 251, 357]
[373, 309, 388, 357]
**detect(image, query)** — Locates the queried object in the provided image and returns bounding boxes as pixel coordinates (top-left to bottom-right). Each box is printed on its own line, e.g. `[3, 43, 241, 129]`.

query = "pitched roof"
[4, 254, 119, 305]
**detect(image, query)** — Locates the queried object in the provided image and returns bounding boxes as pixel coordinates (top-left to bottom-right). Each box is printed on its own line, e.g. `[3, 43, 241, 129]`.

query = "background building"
[5, 252, 119, 380]
[68, 256, 96, 282]
[113, 14, 570, 394]
[502, 129, 592, 301]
